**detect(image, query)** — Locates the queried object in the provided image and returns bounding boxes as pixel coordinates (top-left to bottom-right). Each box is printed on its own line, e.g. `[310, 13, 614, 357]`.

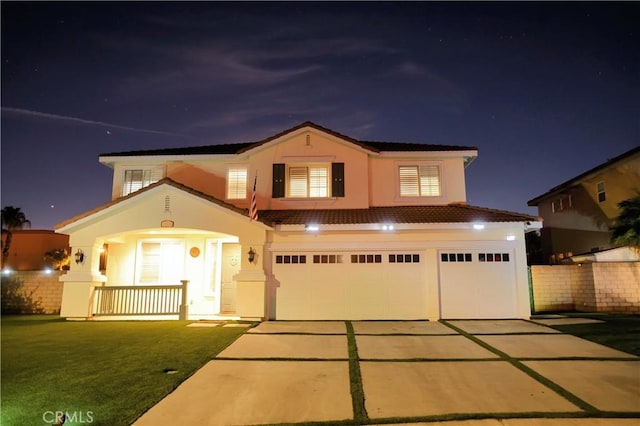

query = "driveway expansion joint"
[135, 319, 639, 426]
[346, 321, 369, 423]
[440, 320, 601, 414]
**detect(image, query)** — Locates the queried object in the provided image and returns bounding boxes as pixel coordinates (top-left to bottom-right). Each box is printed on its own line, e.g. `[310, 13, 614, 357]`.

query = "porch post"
[59, 241, 107, 320]
[233, 243, 267, 320]
[179, 279, 189, 320]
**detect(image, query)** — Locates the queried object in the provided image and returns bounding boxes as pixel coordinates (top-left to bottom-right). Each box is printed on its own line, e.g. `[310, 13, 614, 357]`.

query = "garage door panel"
[274, 251, 428, 320]
[439, 249, 516, 319]
[348, 280, 386, 319]
[389, 284, 426, 317]
[311, 280, 348, 320]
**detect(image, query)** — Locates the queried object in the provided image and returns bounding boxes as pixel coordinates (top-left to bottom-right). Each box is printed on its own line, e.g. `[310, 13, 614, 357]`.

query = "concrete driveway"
[134, 319, 639, 426]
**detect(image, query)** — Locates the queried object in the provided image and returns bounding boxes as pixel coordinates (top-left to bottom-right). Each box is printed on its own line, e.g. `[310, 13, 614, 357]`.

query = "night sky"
[2, 2, 638, 230]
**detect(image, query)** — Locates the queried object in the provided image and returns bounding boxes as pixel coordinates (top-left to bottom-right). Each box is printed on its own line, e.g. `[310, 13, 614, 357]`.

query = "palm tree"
[1, 206, 31, 267]
[610, 193, 640, 249]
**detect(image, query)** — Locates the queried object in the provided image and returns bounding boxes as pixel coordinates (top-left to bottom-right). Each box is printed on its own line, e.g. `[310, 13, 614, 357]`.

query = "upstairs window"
[273, 162, 344, 199]
[288, 165, 328, 198]
[399, 165, 441, 197]
[597, 181, 606, 203]
[227, 166, 248, 199]
[122, 167, 163, 196]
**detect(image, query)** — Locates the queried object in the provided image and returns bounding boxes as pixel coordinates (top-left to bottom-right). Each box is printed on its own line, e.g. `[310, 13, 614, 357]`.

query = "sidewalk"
[134, 319, 639, 425]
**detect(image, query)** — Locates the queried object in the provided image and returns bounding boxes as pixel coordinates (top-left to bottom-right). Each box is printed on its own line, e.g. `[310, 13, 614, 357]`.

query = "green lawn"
[1, 315, 248, 426]
[2, 314, 638, 426]
[546, 313, 640, 356]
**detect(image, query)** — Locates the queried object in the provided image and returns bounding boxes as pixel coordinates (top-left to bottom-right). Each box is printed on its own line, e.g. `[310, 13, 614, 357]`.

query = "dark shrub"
[1, 276, 44, 314]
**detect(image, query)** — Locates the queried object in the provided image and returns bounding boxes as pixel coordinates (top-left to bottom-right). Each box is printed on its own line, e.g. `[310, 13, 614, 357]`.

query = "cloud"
[1, 107, 193, 139]
[106, 32, 397, 99]
[389, 61, 469, 111]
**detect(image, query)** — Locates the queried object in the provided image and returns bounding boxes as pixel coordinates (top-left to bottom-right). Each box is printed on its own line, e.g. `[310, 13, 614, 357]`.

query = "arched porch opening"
[95, 227, 243, 319]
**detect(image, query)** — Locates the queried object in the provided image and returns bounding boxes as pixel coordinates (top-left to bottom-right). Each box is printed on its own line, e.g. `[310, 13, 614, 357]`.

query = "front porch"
[55, 181, 270, 321]
[93, 281, 189, 319]
[89, 280, 244, 321]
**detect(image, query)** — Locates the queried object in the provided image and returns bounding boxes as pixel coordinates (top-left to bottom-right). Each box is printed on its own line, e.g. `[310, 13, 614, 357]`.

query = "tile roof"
[360, 141, 476, 152]
[55, 178, 249, 229]
[99, 121, 477, 157]
[100, 142, 255, 157]
[258, 205, 538, 226]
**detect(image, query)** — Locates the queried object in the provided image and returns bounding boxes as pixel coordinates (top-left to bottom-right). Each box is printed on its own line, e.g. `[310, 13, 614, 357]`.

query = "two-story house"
[56, 122, 539, 321]
[528, 146, 640, 263]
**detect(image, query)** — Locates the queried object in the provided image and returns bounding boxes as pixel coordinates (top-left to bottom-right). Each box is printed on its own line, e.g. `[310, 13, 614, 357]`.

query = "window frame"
[121, 166, 164, 196]
[136, 239, 185, 285]
[226, 165, 248, 200]
[596, 181, 606, 203]
[286, 163, 331, 199]
[397, 162, 443, 199]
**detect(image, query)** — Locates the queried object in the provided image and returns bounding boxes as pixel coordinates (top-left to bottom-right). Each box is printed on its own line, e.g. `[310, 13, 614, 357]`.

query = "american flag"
[249, 174, 258, 221]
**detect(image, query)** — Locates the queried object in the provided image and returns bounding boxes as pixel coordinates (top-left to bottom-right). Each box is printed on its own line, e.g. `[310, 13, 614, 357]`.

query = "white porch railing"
[93, 280, 189, 319]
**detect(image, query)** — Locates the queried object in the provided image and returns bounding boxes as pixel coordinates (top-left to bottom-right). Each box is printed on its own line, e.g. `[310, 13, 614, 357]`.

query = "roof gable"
[528, 145, 640, 205]
[55, 178, 261, 231]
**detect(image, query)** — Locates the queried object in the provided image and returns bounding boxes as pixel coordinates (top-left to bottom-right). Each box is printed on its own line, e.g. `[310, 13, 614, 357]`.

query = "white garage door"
[274, 251, 428, 320]
[439, 249, 517, 319]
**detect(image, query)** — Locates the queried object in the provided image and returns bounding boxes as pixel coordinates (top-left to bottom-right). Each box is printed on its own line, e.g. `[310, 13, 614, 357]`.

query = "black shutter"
[332, 162, 345, 197]
[272, 163, 285, 198]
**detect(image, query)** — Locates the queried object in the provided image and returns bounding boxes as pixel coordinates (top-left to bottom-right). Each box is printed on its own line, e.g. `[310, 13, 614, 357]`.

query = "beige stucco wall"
[107, 127, 471, 211]
[368, 155, 467, 206]
[531, 262, 640, 313]
[532, 153, 639, 262]
[581, 155, 640, 219]
[248, 129, 372, 210]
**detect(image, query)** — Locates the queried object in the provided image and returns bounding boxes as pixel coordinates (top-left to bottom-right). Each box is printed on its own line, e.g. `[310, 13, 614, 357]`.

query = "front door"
[220, 243, 241, 313]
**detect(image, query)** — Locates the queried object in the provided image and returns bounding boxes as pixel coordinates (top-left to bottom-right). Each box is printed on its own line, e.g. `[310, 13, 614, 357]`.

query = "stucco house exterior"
[1, 230, 69, 271]
[56, 122, 540, 321]
[528, 146, 640, 263]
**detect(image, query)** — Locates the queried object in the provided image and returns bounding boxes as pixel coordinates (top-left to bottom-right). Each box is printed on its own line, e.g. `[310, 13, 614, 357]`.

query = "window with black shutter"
[332, 162, 345, 197]
[272, 163, 285, 198]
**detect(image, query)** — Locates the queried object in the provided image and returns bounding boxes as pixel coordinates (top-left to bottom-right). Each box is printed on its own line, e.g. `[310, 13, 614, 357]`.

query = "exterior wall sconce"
[247, 247, 256, 264]
[75, 249, 85, 264]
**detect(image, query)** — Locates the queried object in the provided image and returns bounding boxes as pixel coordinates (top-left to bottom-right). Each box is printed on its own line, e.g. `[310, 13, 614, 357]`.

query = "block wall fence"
[530, 262, 640, 313]
[1, 270, 64, 314]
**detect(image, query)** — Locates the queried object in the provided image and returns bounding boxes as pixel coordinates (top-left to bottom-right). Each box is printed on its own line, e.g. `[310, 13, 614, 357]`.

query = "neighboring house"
[56, 122, 540, 321]
[528, 146, 640, 263]
[1, 230, 69, 271]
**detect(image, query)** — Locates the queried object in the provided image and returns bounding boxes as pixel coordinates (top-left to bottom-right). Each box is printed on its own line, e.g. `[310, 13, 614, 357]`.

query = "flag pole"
[250, 171, 258, 221]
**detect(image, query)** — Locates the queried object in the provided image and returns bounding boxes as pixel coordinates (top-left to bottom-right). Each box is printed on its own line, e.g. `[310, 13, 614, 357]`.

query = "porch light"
[247, 247, 256, 263]
[473, 223, 485, 230]
[305, 224, 320, 232]
[75, 249, 85, 264]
